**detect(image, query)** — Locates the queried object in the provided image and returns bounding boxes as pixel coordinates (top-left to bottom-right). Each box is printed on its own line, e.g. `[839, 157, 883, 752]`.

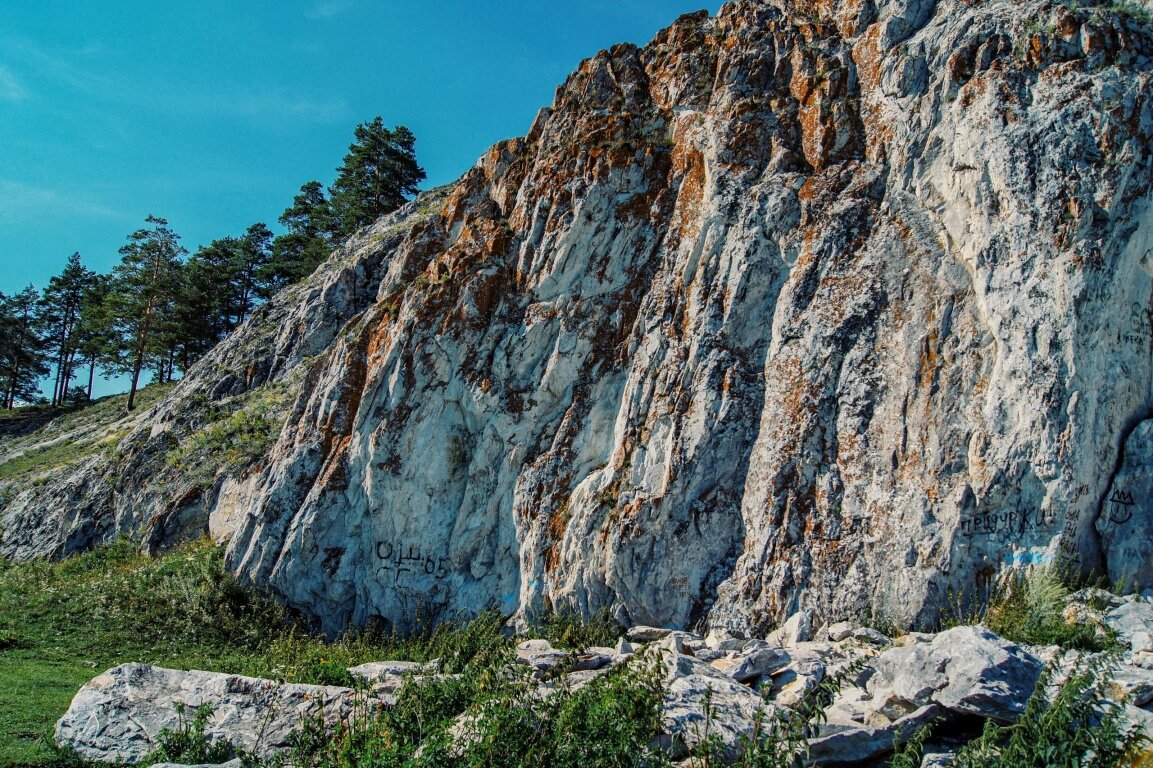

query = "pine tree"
[264, 181, 333, 293]
[0, 286, 50, 409]
[327, 118, 425, 238]
[40, 252, 95, 406]
[74, 273, 114, 402]
[105, 215, 186, 411]
[234, 222, 273, 322]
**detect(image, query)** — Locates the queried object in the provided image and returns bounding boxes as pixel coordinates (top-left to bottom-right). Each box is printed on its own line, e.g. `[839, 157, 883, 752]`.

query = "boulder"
[705, 628, 748, 652]
[628, 626, 675, 642]
[806, 704, 940, 767]
[865, 626, 1042, 722]
[1106, 601, 1153, 649]
[347, 659, 424, 682]
[767, 611, 814, 648]
[827, 622, 857, 642]
[659, 651, 774, 760]
[55, 664, 375, 764]
[710, 644, 791, 683]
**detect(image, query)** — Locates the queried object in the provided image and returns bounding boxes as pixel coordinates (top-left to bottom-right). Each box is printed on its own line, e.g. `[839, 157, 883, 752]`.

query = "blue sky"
[0, 0, 721, 302]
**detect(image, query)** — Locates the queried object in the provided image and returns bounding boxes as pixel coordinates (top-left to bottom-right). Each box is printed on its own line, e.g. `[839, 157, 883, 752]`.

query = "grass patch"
[0, 539, 619, 767]
[164, 383, 291, 488]
[944, 566, 1117, 651]
[0, 538, 287, 766]
[0, 383, 176, 483]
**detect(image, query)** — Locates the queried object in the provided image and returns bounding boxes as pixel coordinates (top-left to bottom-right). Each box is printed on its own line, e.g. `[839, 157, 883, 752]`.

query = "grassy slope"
[0, 541, 271, 765]
[0, 538, 619, 766]
[0, 385, 174, 485]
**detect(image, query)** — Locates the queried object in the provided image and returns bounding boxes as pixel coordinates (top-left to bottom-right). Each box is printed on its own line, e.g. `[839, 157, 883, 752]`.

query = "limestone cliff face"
[4, 0, 1153, 635]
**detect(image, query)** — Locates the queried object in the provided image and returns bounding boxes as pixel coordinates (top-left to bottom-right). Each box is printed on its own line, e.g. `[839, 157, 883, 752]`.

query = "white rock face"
[4, 0, 1153, 637]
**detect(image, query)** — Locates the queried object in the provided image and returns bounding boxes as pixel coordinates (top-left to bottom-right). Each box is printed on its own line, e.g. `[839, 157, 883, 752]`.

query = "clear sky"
[0, 1, 722, 301]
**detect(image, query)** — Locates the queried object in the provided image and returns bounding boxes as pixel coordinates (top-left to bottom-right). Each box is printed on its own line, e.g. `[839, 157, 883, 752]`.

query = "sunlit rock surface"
[5, 0, 1153, 636]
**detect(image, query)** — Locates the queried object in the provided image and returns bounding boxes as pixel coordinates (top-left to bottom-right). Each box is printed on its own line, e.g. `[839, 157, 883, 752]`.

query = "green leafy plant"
[950, 653, 1146, 767]
[887, 717, 938, 768]
[144, 702, 234, 765]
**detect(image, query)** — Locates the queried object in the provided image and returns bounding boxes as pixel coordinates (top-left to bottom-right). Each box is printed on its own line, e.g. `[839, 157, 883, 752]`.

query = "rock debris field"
[57, 589, 1153, 766]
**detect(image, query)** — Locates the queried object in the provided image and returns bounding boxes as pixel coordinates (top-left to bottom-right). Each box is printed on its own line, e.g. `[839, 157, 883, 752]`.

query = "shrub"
[535, 607, 622, 650]
[944, 566, 1115, 651]
[949, 653, 1146, 767]
[144, 702, 234, 766]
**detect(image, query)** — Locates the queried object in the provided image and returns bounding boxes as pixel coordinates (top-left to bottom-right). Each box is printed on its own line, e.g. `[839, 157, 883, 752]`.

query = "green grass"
[1, 540, 1141, 768]
[943, 566, 1117, 651]
[0, 538, 627, 766]
[0, 539, 286, 766]
[0, 383, 176, 483]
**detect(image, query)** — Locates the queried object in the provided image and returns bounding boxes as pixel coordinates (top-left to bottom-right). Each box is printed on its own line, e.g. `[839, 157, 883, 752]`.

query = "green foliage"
[144, 702, 234, 765]
[0, 383, 174, 482]
[0, 285, 51, 409]
[0, 538, 283, 765]
[1104, 0, 1153, 25]
[289, 648, 671, 768]
[535, 608, 622, 650]
[328, 118, 426, 238]
[961, 567, 1116, 651]
[950, 653, 1147, 767]
[165, 383, 290, 487]
[104, 215, 188, 410]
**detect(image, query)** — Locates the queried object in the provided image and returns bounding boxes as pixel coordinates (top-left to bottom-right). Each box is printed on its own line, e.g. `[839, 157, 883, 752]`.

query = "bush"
[949, 653, 1146, 767]
[535, 608, 622, 650]
[944, 566, 1115, 651]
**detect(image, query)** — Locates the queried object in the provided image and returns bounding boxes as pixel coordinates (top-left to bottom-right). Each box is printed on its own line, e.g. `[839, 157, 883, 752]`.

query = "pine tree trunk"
[87, 358, 95, 401]
[127, 350, 144, 411]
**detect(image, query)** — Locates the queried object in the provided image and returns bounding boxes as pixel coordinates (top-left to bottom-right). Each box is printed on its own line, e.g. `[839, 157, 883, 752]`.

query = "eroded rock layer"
[5, 0, 1153, 636]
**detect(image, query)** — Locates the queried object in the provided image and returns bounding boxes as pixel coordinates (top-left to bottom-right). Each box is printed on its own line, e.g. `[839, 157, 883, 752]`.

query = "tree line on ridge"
[0, 118, 424, 411]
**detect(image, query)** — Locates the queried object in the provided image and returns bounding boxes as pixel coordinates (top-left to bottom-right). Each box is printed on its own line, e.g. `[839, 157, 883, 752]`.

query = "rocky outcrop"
[5, 0, 1153, 636]
[54, 663, 386, 764]
[0, 190, 448, 562]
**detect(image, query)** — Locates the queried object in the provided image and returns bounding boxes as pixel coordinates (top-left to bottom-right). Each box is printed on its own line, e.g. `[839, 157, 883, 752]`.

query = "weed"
[887, 717, 938, 768]
[144, 702, 234, 765]
[733, 658, 864, 768]
[950, 653, 1147, 767]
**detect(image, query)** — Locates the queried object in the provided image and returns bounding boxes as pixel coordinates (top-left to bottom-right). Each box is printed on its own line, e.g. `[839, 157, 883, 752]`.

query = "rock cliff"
[3, 0, 1153, 637]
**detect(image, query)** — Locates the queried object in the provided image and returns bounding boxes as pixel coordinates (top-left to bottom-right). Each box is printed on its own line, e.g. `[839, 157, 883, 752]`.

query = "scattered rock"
[1106, 602, 1153, 650]
[710, 644, 791, 683]
[659, 651, 775, 760]
[827, 622, 856, 642]
[807, 704, 940, 767]
[628, 626, 675, 643]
